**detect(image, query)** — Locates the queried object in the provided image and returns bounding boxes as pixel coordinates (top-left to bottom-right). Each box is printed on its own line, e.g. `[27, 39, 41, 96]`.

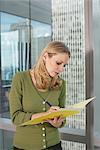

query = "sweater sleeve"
[9, 72, 32, 125]
[58, 79, 66, 108]
[58, 79, 66, 128]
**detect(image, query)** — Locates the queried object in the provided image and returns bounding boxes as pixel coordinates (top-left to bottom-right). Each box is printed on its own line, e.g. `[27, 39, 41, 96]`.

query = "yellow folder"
[20, 97, 95, 126]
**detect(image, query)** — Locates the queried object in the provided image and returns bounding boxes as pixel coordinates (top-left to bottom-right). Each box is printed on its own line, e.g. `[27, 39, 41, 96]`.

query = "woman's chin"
[49, 73, 58, 78]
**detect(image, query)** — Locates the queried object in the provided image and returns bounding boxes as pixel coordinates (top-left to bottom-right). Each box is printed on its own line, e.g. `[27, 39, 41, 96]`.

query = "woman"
[9, 41, 70, 150]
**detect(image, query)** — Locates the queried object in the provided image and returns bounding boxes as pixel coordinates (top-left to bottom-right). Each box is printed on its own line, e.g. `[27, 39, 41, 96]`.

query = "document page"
[20, 97, 95, 126]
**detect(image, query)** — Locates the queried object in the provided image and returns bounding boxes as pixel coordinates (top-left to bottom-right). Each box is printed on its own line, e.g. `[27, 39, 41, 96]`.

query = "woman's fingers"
[48, 106, 60, 112]
[50, 106, 60, 110]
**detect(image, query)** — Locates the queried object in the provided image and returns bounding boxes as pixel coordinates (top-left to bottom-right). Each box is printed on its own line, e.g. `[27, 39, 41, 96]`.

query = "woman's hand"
[46, 106, 65, 128]
[31, 106, 65, 127]
[46, 116, 65, 128]
[31, 111, 49, 120]
[31, 106, 60, 120]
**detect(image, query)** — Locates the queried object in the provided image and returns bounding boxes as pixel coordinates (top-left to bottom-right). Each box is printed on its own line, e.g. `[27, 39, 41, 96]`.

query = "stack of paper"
[20, 97, 95, 126]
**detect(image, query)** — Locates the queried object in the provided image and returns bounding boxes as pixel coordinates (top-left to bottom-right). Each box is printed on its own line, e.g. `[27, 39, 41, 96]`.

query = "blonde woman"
[9, 41, 70, 150]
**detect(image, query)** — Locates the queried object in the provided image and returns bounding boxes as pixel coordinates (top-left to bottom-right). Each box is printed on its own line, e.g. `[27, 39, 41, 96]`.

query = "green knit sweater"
[9, 71, 66, 150]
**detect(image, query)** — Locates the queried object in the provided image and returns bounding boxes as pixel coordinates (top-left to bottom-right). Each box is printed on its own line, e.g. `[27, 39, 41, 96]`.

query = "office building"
[52, 0, 86, 149]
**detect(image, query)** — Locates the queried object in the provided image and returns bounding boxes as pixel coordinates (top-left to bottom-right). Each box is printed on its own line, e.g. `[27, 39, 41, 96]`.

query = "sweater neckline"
[27, 70, 49, 94]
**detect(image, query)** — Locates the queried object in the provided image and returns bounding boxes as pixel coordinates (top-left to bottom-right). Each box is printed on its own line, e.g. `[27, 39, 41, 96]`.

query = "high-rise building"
[52, 0, 86, 149]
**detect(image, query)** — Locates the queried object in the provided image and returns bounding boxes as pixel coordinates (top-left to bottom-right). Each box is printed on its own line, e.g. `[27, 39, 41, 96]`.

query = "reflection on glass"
[1, 31, 19, 85]
[0, 2, 51, 149]
[1, 12, 28, 87]
[1, 12, 51, 86]
[31, 20, 51, 64]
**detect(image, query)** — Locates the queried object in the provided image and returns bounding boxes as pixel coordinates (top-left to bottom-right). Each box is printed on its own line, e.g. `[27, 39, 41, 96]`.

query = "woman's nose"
[59, 66, 64, 72]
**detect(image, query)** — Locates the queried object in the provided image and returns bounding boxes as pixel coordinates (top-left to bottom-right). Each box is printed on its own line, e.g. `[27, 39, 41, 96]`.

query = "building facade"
[52, 0, 86, 149]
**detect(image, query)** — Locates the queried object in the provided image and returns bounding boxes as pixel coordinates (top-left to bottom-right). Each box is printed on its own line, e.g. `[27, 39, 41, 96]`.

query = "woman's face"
[44, 52, 69, 77]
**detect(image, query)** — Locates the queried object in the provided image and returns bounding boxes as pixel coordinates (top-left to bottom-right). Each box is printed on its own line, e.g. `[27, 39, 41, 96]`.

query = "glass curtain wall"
[0, 0, 51, 149]
[0, 2, 51, 117]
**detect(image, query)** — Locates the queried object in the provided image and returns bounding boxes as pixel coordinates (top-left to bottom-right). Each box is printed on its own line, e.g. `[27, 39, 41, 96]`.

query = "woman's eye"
[56, 62, 61, 65]
[56, 61, 67, 67]
[63, 64, 66, 67]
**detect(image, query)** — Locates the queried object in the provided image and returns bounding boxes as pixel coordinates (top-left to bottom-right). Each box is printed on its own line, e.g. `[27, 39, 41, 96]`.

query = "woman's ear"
[43, 52, 48, 61]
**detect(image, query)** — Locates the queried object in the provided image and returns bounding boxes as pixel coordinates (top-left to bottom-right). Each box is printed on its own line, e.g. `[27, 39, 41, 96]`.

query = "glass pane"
[62, 140, 86, 150]
[0, 1, 52, 150]
[0, 130, 14, 150]
[93, 0, 100, 143]
[31, 20, 51, 65]
[1, 12, 30, 87]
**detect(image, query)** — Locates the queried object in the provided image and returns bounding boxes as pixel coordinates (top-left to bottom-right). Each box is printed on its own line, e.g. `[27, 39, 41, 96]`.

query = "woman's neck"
[30, 69, 48, 92]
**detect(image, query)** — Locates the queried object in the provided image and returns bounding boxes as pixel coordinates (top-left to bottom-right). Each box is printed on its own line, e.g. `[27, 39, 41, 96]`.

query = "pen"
[45, 100, 53, 107]
[45, 100, 60, 111]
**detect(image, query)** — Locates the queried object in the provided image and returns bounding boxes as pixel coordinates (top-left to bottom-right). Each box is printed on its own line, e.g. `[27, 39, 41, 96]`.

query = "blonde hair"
[31, 41, 70, 90]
